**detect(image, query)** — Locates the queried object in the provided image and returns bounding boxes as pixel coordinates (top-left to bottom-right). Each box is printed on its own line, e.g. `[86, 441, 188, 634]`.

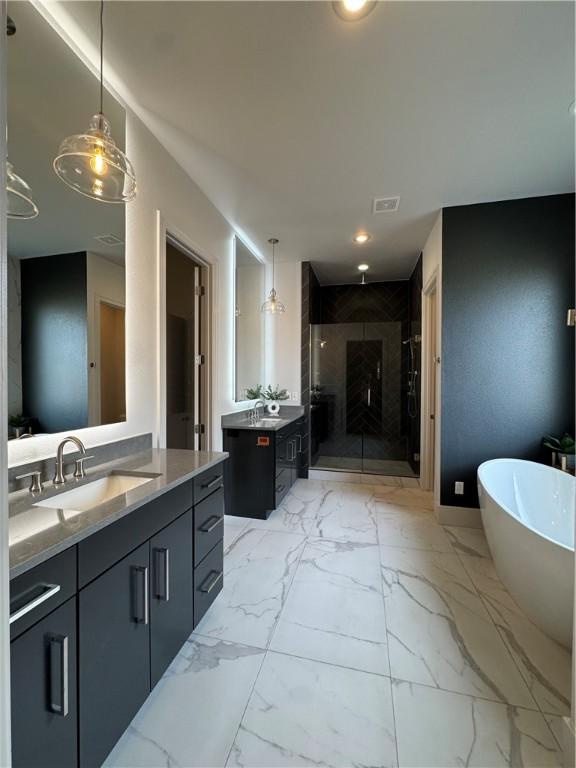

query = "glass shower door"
[310, 323, 364, 471]
[310, 321, 413, 476]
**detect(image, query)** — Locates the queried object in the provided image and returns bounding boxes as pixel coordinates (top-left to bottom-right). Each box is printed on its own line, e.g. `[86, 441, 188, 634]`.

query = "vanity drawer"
[78, 481, 193, 588]
[194, 464, 225, 506]
[10, 547, 77, 641]
[193, 542, 223, 627]
[194, 488, 224, 566]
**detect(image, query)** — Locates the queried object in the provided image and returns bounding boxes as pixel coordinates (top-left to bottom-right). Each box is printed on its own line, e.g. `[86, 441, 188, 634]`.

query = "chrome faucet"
[53, 436, 86, 485]
[249, 399, 265, 423]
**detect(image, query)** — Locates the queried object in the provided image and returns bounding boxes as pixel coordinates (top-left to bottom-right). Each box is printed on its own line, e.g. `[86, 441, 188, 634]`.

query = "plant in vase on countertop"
[245, 385, 263, 400]
[263, 385, 289, 415]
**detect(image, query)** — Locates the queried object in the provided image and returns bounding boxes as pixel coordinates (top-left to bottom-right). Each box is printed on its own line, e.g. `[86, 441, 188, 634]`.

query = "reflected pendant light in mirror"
[53, 0, 136, 203]
[6, 15, 38, 219]
[6, 160, 39, 219]
[261, 238, 286, 314]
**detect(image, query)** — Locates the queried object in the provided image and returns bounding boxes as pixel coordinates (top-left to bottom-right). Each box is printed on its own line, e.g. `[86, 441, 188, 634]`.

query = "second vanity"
[8, 445, 227, 768]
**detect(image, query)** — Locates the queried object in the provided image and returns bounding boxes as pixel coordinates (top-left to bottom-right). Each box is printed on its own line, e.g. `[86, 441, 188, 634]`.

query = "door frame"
[156, 212, 214, 451]
[420, 270, 440, 496]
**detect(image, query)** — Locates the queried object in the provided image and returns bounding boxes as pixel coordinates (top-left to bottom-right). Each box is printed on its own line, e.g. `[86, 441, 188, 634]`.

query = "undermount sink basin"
[33, 472, 160, 514]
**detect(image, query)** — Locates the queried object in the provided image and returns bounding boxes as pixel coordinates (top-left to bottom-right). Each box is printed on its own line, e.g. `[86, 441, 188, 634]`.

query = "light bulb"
[92, 178, 104, 197]
[343, 0, 366, 11]
[353, 232, 372, 244]
[90, 146, 107, 176]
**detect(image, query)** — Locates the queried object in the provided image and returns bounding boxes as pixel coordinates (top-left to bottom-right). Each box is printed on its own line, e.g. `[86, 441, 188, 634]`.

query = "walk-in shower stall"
[310, 323, 420, 477]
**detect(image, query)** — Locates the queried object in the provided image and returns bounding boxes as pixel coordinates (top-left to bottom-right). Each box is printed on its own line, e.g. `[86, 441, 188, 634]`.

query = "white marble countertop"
[8, 448, 227, 579]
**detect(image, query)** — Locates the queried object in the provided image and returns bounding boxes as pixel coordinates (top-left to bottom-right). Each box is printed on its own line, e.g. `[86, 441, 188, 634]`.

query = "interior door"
[166, 242, 200, 450]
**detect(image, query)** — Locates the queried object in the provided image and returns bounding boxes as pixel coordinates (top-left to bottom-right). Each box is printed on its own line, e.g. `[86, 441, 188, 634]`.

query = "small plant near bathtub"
[542, 433, 575, 470]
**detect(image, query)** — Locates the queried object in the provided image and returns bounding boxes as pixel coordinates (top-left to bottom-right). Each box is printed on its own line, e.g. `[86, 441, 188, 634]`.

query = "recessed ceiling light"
[332, 1, 376, 21]
[353, 232, 372, 244]
[357, 263, 369, 272]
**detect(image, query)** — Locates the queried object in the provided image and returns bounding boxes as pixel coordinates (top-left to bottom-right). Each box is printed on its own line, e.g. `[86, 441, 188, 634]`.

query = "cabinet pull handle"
[9, 583, 60, 625]
[297, 435, 303, 453]
[198, 570, 223, 594]
[153, 548, 170, 602]
[202, 474, 223, 490]
[367, 388, 371, 407]
[131, 566, 149, 624]
[48, 634, 68, 717]
[199, 516, 223, 533]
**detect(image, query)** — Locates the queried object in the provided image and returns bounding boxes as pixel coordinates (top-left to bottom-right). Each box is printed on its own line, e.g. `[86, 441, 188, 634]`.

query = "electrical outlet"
[292, 391, 299, 401]
[454, 481, 464, 495]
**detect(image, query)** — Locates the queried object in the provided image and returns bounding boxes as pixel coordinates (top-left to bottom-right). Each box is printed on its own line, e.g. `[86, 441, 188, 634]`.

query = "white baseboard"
[435, 504, 483, 528]
[561, 717, 575, 768]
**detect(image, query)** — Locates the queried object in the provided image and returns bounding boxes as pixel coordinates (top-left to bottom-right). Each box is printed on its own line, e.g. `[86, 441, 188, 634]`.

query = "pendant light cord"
[99, 0, 104, 115]
[272, 240, 275, 291]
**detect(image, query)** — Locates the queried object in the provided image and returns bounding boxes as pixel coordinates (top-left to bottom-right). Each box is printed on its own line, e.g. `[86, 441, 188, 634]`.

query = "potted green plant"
[245, 385, 263, 401]
[542, 433, 575, 471]
[263, 385, 289, 415]
[9, 413, 27, 439]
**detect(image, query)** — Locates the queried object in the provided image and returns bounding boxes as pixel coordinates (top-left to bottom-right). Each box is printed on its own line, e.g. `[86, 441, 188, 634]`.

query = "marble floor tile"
[308, 482, 378, 544]
[544, 714, 569, 751]
[444, 525, 491, 558]
[195, 528, 306, 648]
[224, 516, 248, 553]
[372, 485, 434, 511]
[269, 538, 389, 675]
[227, 652, 397, 768]
[459, 554, 572, 716]
[393, 679, 562, 767]
[380, 546, 537, 708]
[376, 503, 453, 552]
[104, 636, 265, 768]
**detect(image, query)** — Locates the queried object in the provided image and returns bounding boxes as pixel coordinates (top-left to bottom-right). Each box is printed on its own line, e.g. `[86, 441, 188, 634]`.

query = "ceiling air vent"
[94, 233, 124, 247]
[372, 196, 400, 214]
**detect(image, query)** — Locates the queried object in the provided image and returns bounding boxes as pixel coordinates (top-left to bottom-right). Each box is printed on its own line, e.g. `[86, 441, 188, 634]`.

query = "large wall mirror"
[234, 237, 264, 401]
[7, 2, 127, 438]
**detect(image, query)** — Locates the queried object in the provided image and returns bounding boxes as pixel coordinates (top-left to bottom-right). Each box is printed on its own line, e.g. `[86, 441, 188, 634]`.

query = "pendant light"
[53, 0, 136, 203]
[261, 238, 286, 314]
[7, 161, 39, 219]
[6, 16, 38, 219]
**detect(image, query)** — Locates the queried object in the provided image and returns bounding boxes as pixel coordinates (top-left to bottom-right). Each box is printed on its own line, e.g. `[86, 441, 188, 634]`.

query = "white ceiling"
[61, 1, 574, 284]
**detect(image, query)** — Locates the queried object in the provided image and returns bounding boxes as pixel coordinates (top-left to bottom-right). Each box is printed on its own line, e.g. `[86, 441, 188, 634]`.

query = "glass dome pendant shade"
[261, 238, 286, 314]
[53, 0, 136, 203]
[53, 113, 136, 203]
[6, 160, 39, 219]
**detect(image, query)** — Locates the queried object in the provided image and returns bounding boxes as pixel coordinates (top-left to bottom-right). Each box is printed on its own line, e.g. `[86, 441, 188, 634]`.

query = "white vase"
[267, 401, 280, 415]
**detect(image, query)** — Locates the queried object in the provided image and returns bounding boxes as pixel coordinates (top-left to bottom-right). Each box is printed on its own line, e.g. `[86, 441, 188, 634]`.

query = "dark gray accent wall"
[320, 281, 409, 324]
[21, 252, 88, 433]
[441, 194, 575, 508]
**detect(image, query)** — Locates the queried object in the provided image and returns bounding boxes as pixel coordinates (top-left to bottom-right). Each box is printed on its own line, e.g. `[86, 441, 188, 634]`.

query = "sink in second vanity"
[33, 472, 161, 514]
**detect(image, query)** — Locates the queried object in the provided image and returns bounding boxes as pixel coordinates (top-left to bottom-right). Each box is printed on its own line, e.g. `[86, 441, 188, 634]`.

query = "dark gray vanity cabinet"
[10, 461, 226, 768]
[79, 541, 151, 768]
[10, 598, 78, 768]
[150, 510, 194, 686]
[223, 417, 304, 518]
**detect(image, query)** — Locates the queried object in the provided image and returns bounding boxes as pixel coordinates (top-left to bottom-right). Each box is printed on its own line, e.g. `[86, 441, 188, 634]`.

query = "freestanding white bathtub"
[477, 458, 575, 649]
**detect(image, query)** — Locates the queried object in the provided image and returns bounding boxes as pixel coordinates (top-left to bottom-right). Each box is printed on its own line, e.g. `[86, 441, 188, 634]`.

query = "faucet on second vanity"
[53, 435, 89, 485]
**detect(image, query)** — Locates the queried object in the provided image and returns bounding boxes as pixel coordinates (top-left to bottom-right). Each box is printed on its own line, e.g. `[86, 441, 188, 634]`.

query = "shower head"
[401, 338, 411, 345]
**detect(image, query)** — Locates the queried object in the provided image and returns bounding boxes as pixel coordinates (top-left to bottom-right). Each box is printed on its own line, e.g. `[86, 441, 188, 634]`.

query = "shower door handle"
[367, 388, 371, 407]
